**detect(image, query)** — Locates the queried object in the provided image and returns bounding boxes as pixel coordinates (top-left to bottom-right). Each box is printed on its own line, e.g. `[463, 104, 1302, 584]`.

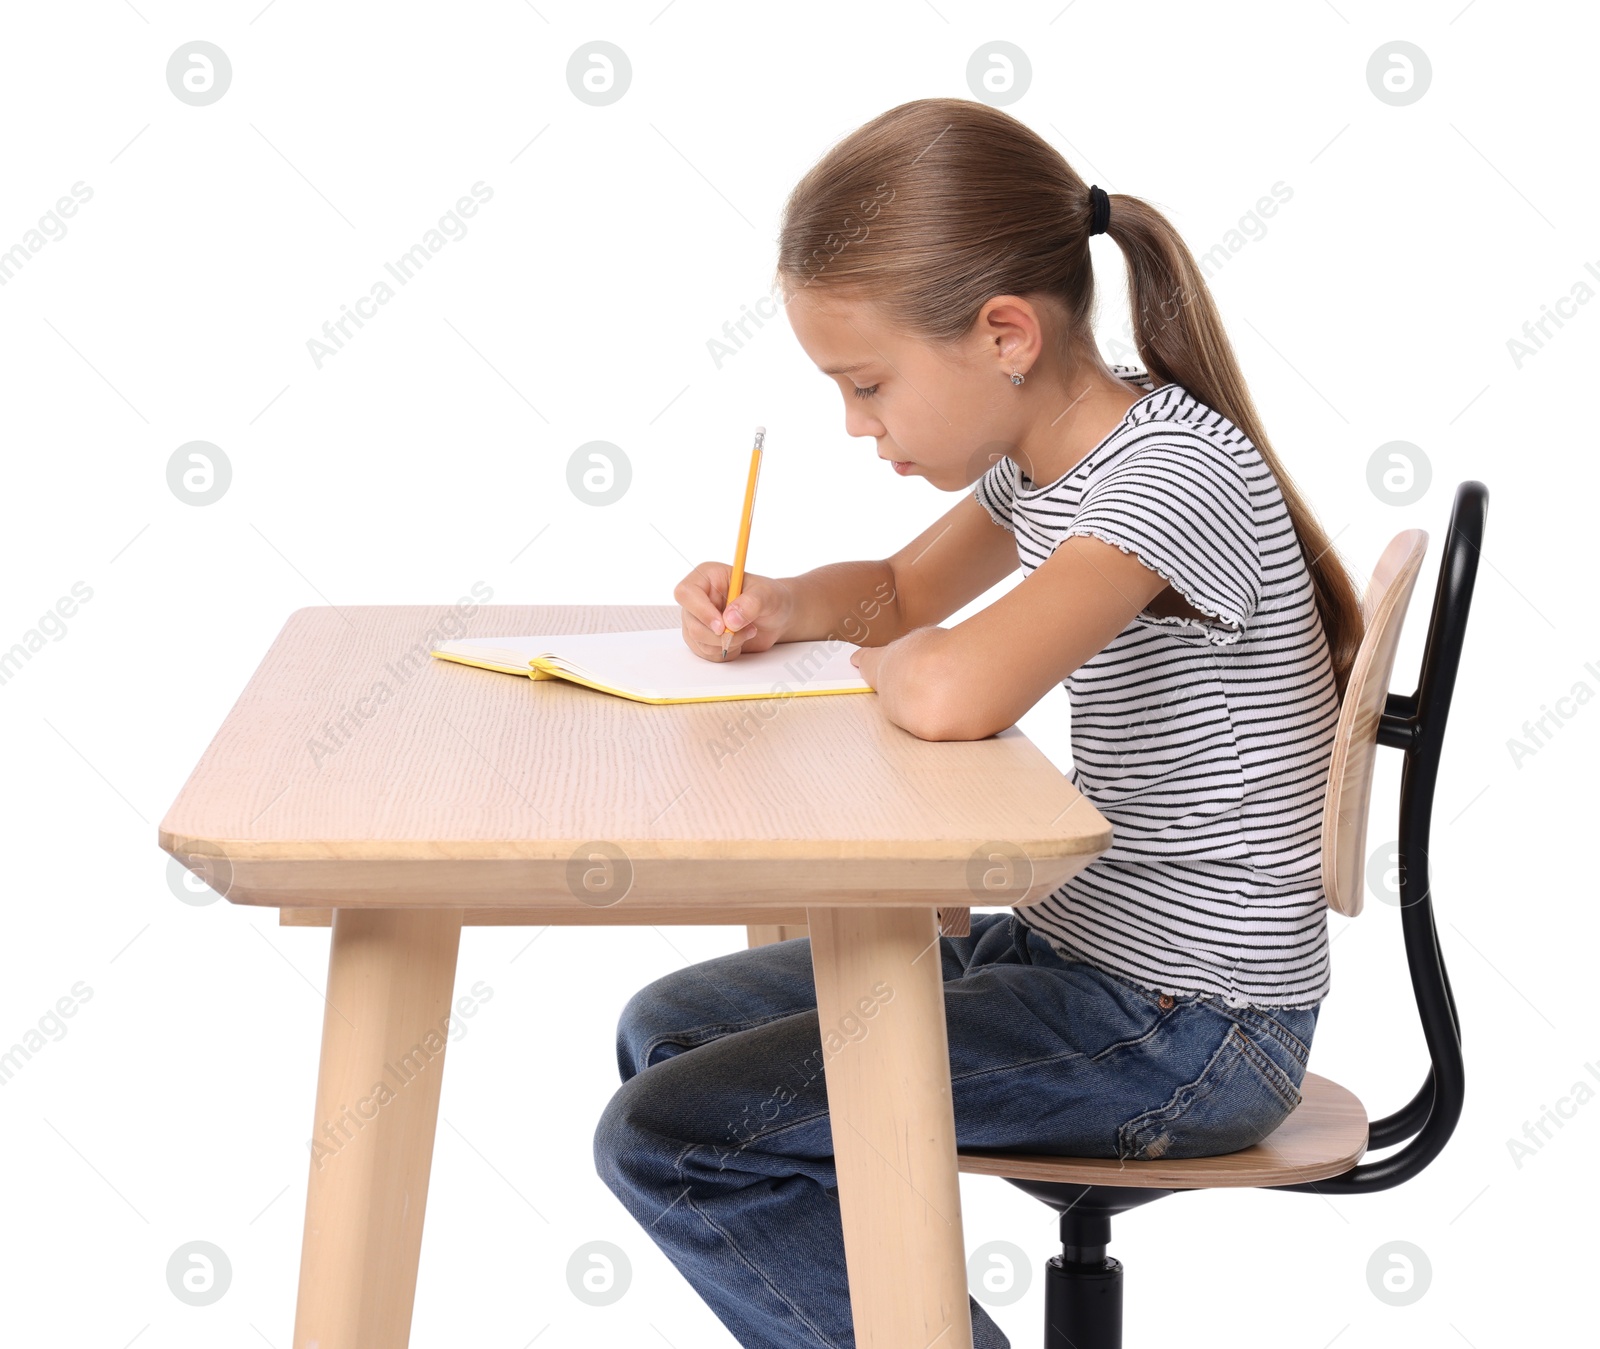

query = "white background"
[1, 2, 1593, 1346]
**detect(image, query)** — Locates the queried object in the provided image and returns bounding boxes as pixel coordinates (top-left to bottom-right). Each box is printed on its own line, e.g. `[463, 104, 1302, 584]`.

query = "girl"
[593, 97, 1362, 1349]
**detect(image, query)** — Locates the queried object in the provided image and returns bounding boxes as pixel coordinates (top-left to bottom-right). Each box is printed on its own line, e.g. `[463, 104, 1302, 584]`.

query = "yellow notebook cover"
[430, 626, 873, 706]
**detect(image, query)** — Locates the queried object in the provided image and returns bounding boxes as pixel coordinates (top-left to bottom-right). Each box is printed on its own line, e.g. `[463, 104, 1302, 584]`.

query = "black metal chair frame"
[1001, 480, 1487, 1349]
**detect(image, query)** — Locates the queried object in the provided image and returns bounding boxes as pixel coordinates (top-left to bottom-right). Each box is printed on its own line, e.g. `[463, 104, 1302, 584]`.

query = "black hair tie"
[1088, 184, 1111, 236]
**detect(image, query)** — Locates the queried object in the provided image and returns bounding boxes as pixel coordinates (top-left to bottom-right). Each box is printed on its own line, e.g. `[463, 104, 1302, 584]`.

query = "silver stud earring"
[1010, 368, 1026, 386]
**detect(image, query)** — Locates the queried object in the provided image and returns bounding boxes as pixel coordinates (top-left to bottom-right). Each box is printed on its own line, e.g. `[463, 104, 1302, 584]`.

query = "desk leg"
[746, 922, 808, 947]
[292, 907, 464, 1349]
[807, 905, 973, 1349]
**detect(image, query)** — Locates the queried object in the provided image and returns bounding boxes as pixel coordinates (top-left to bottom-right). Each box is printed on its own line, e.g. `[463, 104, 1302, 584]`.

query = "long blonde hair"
[774, 97, 1363, 698]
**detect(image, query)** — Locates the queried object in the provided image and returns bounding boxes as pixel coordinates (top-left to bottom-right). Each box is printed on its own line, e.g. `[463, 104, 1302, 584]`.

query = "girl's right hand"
[675, 563, 795, 661]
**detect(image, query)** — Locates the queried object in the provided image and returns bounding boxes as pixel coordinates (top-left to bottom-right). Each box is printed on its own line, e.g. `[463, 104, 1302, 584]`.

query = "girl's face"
[784, 288, 1028, 492]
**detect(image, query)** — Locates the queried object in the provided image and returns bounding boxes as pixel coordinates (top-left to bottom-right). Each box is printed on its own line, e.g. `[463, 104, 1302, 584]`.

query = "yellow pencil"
[721, 426, 766, 659]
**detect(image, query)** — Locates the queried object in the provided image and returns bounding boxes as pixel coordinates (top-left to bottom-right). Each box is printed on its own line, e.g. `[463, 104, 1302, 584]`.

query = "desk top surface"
[158, 605, 1111, 865]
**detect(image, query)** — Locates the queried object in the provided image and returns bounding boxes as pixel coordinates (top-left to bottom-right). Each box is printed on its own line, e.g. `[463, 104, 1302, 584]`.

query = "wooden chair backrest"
[1321, 529, 1429, 917]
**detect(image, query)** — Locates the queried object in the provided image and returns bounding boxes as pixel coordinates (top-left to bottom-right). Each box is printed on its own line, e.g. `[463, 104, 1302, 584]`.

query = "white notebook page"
[437, 627, 870, 700]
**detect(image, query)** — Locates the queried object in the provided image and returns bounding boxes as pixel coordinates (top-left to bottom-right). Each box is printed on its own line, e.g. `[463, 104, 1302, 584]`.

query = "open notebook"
[430, 627, 873, 705]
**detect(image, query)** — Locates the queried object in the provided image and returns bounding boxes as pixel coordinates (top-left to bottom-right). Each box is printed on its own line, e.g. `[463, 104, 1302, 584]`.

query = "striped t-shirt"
[973, 365, 1340, 1008]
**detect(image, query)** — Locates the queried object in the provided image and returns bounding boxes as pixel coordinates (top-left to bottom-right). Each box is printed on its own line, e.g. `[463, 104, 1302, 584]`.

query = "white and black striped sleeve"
[972, 456, 1017, 533]
[1061, 441, 1261, 644]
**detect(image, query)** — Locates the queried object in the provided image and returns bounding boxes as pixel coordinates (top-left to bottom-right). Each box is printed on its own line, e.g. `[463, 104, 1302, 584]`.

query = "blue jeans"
[592, 911, 1319, 1349]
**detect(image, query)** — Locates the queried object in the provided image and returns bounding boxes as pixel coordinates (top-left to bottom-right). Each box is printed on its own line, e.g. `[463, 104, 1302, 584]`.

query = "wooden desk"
[157, 604, 1112, 1348]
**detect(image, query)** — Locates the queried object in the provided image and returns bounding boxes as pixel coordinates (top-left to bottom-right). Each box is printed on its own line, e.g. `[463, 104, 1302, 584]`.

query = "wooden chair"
[952, 480, 1486, 1347]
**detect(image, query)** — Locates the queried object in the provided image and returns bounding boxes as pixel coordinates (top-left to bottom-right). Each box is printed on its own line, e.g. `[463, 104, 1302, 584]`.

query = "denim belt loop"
[1009, 915, 1034, 965]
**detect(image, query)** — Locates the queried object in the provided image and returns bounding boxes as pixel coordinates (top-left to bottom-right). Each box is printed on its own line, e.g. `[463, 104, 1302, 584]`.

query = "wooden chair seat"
[956, 1072, 1367, 1189]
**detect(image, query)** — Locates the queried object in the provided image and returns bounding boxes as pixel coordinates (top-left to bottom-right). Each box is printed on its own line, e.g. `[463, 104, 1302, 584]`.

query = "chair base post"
[1044, 1251, 1122, 1349]
[1003, 1184, 1165, 1349]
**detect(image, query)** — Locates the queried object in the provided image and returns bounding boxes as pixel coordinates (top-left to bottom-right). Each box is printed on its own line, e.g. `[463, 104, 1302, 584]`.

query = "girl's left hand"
[850, 645, 885, 689]
[850, 627, 960, 739]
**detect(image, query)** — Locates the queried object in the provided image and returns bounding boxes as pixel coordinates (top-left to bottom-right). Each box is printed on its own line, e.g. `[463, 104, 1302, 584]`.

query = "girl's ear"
[976, 295, 1045, 375]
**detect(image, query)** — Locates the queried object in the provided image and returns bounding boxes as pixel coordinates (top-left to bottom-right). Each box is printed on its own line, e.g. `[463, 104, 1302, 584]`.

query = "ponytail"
[1098, 192, 1364, 698]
